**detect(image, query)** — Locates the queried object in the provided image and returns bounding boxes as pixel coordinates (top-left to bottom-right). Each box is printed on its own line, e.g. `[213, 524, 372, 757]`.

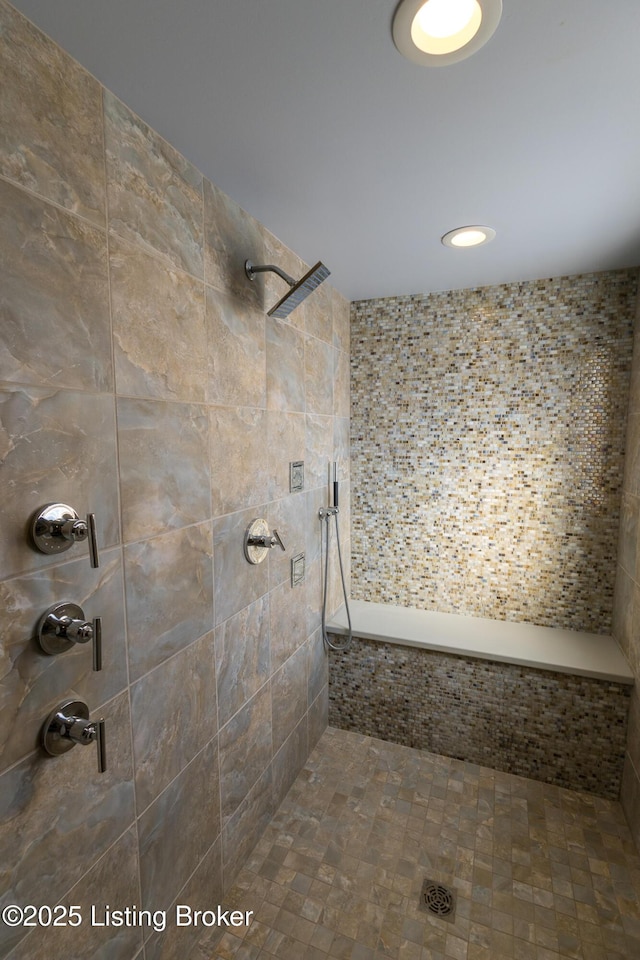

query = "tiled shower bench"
[326, 600, 634, 799]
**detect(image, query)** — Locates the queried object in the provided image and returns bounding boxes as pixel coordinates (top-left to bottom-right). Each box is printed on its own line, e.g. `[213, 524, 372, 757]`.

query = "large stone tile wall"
[328, 636, 630, 799]
[616, 286, 640, 844]
[0, 3, 349, 957]
[351, 271, 637, 633]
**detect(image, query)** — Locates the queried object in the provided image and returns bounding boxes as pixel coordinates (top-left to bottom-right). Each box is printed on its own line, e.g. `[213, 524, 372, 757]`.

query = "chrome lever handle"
[271, 528, 286, 551]
[42, 699, 107, 774]
[93, 617, 102, 672]
[94, 718, 107, 774]
[70, 716, 106, 773]
[87, 512, 99, 568]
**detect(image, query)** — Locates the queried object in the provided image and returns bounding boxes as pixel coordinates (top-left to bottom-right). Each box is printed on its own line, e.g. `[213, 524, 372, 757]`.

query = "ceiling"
[10, 0, 640, 302]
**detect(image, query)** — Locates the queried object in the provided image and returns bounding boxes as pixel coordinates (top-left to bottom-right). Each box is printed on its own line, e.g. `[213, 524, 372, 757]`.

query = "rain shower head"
[244, 260, 330, 319]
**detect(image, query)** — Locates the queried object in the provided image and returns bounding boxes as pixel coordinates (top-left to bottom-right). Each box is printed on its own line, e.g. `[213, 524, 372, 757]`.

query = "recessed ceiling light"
[441, 225, 496, 247]
[392, 0, 502, 66]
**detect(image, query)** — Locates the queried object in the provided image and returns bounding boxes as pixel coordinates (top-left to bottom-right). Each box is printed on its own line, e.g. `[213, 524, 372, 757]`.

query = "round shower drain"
[420, 880, 456, 919]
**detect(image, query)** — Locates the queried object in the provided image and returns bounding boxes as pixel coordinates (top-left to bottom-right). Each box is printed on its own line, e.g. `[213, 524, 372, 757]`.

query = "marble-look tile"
[326, 534, 351, 620]
[322, 519, 351, 617]
[8, 828, 142, 960]
[0, 1, 105, 225]
[334, 418, 351, 481]
[334, 478, 351, 547]
[138, 739, 220, 913]
[626, 577, 640, 686]
[625, 689, 640, 780]
[0, 690, 135, 957]
[0, 547, 127, 774]
[307, 627, 328, 708]
[203, 178, 267, 306]
[269, 579, 308, 672]
[305, 488, 326, 568]
[262, 231, 309, 332]
[266, 317, 305, 412]
[0, 179, 111, 391]
[333, 347, 351, 419]
[215, 596, 270, 729]
[273, 716, 308, 811]
[117, 397, 211, 543]
[266, 411, 306, 501]
[332, 288, 351, 355]
[206, 286, 266, 408]
[308, 685, 329, 752]
[304, 555, 323, 641]
[219, 683, 272, 825]
[628, 298, 640, 415]
[144, 837, 223, 960]
[305, 336, 334, 416]
[0, 387, 119, 579]
[110, 235, 207, 402]
[612, 564, 634, 672]
[304, 277, 333, 344]
[104, 91, 203, 278]
[222, 765, 274, 892]
[124, 522, 213, 681]
[624, 413, 640, 498]
[621, 752, 640, 855]
[305, 414, 334, 493]
[619, 493, 640, 581]
[267, 492, 307, 590]
[210, 406, 269, 516]
[271, 644, 307, 754]
[131, 632, 217, 812]
[213, 506, 269, 625]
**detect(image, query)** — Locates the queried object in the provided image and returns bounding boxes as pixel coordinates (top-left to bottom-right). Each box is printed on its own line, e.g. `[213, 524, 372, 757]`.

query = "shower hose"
[320, 507, 352, 651]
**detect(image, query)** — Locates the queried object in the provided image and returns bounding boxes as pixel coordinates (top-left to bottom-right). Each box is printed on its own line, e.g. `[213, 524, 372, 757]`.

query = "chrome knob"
[37, 601, 103, 671]
[31, 503, 100, 568]
[42, 699, 107, 774]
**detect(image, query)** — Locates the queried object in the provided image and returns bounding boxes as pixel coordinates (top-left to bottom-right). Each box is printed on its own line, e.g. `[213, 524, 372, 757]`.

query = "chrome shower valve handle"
[249, 530, 285, 550]
[37, 601, 103, 671]
[42, 699, 107, 774]
[244, 518, 286, 564]
[31, 502, 100, 568]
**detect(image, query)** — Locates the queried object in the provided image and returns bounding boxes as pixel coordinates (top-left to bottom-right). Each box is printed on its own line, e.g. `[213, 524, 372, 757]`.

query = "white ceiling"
[10, 0, 640, 301]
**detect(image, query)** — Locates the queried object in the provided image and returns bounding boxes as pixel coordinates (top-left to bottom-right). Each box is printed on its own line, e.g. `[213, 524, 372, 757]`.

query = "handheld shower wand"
[320, 461, 352, 651]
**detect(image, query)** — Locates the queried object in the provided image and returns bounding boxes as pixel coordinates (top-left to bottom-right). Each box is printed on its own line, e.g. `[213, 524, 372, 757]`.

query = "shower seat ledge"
[326, 599, 634, 685]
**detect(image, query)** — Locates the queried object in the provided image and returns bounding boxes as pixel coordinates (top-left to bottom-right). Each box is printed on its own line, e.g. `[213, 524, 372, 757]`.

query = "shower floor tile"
[196, 727, 640, 960]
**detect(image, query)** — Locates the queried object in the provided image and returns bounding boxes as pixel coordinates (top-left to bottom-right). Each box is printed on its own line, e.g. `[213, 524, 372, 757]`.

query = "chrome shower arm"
[244, 261, 295, 287]
[245, 258, 330, 320]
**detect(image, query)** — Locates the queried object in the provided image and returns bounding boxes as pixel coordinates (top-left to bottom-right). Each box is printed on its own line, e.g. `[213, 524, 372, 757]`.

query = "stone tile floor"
[198, 727, 640, 960]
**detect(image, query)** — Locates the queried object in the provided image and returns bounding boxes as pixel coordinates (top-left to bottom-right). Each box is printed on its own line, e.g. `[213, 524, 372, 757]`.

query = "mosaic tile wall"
[0, 2, 349, 957]
[351, 270, 638, 633]
[328, 636, 630, 799]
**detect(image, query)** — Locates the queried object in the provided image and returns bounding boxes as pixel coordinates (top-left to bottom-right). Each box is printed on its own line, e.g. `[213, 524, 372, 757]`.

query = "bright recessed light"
[393, 0, 502, 66]
[412, 0, 482, 54]
[441, 225, 496, 247]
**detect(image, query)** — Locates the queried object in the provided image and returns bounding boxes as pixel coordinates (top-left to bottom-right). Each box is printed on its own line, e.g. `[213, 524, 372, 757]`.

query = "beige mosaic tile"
[192, 727, 640, 960]
[350, 270, 637, 633]
[327, 637, 630, 799]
